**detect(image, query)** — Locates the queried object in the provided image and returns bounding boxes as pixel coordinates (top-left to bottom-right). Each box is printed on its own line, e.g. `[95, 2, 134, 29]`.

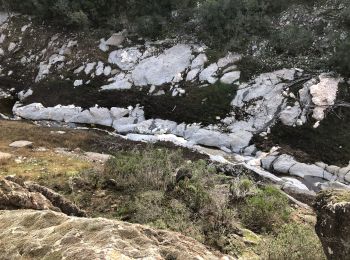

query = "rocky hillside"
[0, 0, 349, 258]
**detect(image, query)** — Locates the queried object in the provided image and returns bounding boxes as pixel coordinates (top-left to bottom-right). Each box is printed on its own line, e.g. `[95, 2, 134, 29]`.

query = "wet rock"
[314, 190, 350, 259]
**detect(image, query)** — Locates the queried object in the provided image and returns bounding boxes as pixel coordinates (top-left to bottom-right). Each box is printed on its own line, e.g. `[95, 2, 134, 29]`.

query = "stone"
[84, 152, 112, 163]
[0, 210, 232, 260]
[199, 63, 218, 84]
[243, 145, 257, 156]
[229, 69, 297, 135]
[24, 181, 86, 217]
[310, 74, 342, 121]
[217, 53, 241, 68]
[279, 103, 302, 126]
[105, 33, 125, 46]
[9, 140, 33, 148]
[73, 79, 83, 87]
[84, 62, 96, 75]
[108, 47, 142, 70]
[101, 73, 132, 90]
[314, 190, 350, 259]
[132, 44, 192, 86]
[261, 155, 277, 170]
[191, 53, 207, 69]
[186, 68, 201, 81]
[18, 89, 33, 101]
[220, 71, 240, 84]
[0, 178, 56, 211]
[289, 163, 331, 180]
[272, 154, 297, 174]
[8, 42, 16, 52]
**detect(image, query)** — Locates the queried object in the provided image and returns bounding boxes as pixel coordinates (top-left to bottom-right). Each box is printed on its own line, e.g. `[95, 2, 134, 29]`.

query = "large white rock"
[132, 44, 192, 86]
[229, 69, 297, 134]
[310, 74, 341, 121]
[100, 73, 132, 90]
[186, 69, 201, 81]
[272, 154, 297, 174]
[217, 53, 241, 68]
[220, 71, 240, 84]
[279, 103, 301, 126]
[191, 53, 207, 69]
[199, 63, 218, 84]
[289, 163, 335, 181]
[9, 141, 33, 148]
[109, 47, 142, 71]
[105, 33, 125, 46]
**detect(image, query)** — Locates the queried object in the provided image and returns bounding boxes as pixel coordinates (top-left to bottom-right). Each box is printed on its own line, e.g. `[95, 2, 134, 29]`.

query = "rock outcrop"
[0, 177, 86, 217]
[0, 210, 232, 260]
[314, 190, 350, 259]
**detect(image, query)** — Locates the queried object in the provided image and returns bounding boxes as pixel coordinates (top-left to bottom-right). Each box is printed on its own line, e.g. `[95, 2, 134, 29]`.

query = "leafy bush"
[271, 25, 314, 56]
[330, 38, 350, 77]
[260, 223, 326, 259]
[103, 147, 183, 192]
[198, 0, 296, 49]
[229, 176, 257, 202]
[240, 185, 291, 233]
[2, 0, 198, 35]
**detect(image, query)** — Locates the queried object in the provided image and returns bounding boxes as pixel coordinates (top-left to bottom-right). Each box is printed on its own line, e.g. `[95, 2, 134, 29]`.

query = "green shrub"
[229, 177, 257, 202]
[240, 185, 291, 233]
[103, 147, 183, 192]
[330, 37, 350, 77]
[271, 25, 314, 56]
[260, 223, 326, 259]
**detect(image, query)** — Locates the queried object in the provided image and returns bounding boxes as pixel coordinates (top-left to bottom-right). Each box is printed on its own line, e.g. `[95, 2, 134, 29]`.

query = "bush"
[330, 38, 350, 77]
[229, 177, 257, 202]
[198, 0, 296, 50]
[103, 147, 183, 192]
[240, 185, 291, 233]
[2, 0, 198, 36]
[271, 25, 314, 56]
[260, 223, 326, 259]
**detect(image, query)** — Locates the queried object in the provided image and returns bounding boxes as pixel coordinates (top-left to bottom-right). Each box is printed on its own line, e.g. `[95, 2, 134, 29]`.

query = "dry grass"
[0, 120, 103, 179]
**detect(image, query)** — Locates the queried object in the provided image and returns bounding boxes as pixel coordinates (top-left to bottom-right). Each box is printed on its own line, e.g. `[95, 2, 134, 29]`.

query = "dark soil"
[25, 79, 237, 125]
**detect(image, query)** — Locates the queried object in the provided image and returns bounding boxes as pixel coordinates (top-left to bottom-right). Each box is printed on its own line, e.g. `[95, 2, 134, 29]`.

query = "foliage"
[2, 0, 198, 35]
[239, 185, 291, 233]
[229, 176, 257, 202]
[330, 38, 350, 77]
[271, 25, 314, 56]
[103, 147, 183, 192]
[260, 223, 326, 259]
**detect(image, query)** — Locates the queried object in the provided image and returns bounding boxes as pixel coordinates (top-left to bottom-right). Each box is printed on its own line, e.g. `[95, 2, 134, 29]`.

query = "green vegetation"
[260, 224, 326, 259]
[239, 185, 291, 233]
